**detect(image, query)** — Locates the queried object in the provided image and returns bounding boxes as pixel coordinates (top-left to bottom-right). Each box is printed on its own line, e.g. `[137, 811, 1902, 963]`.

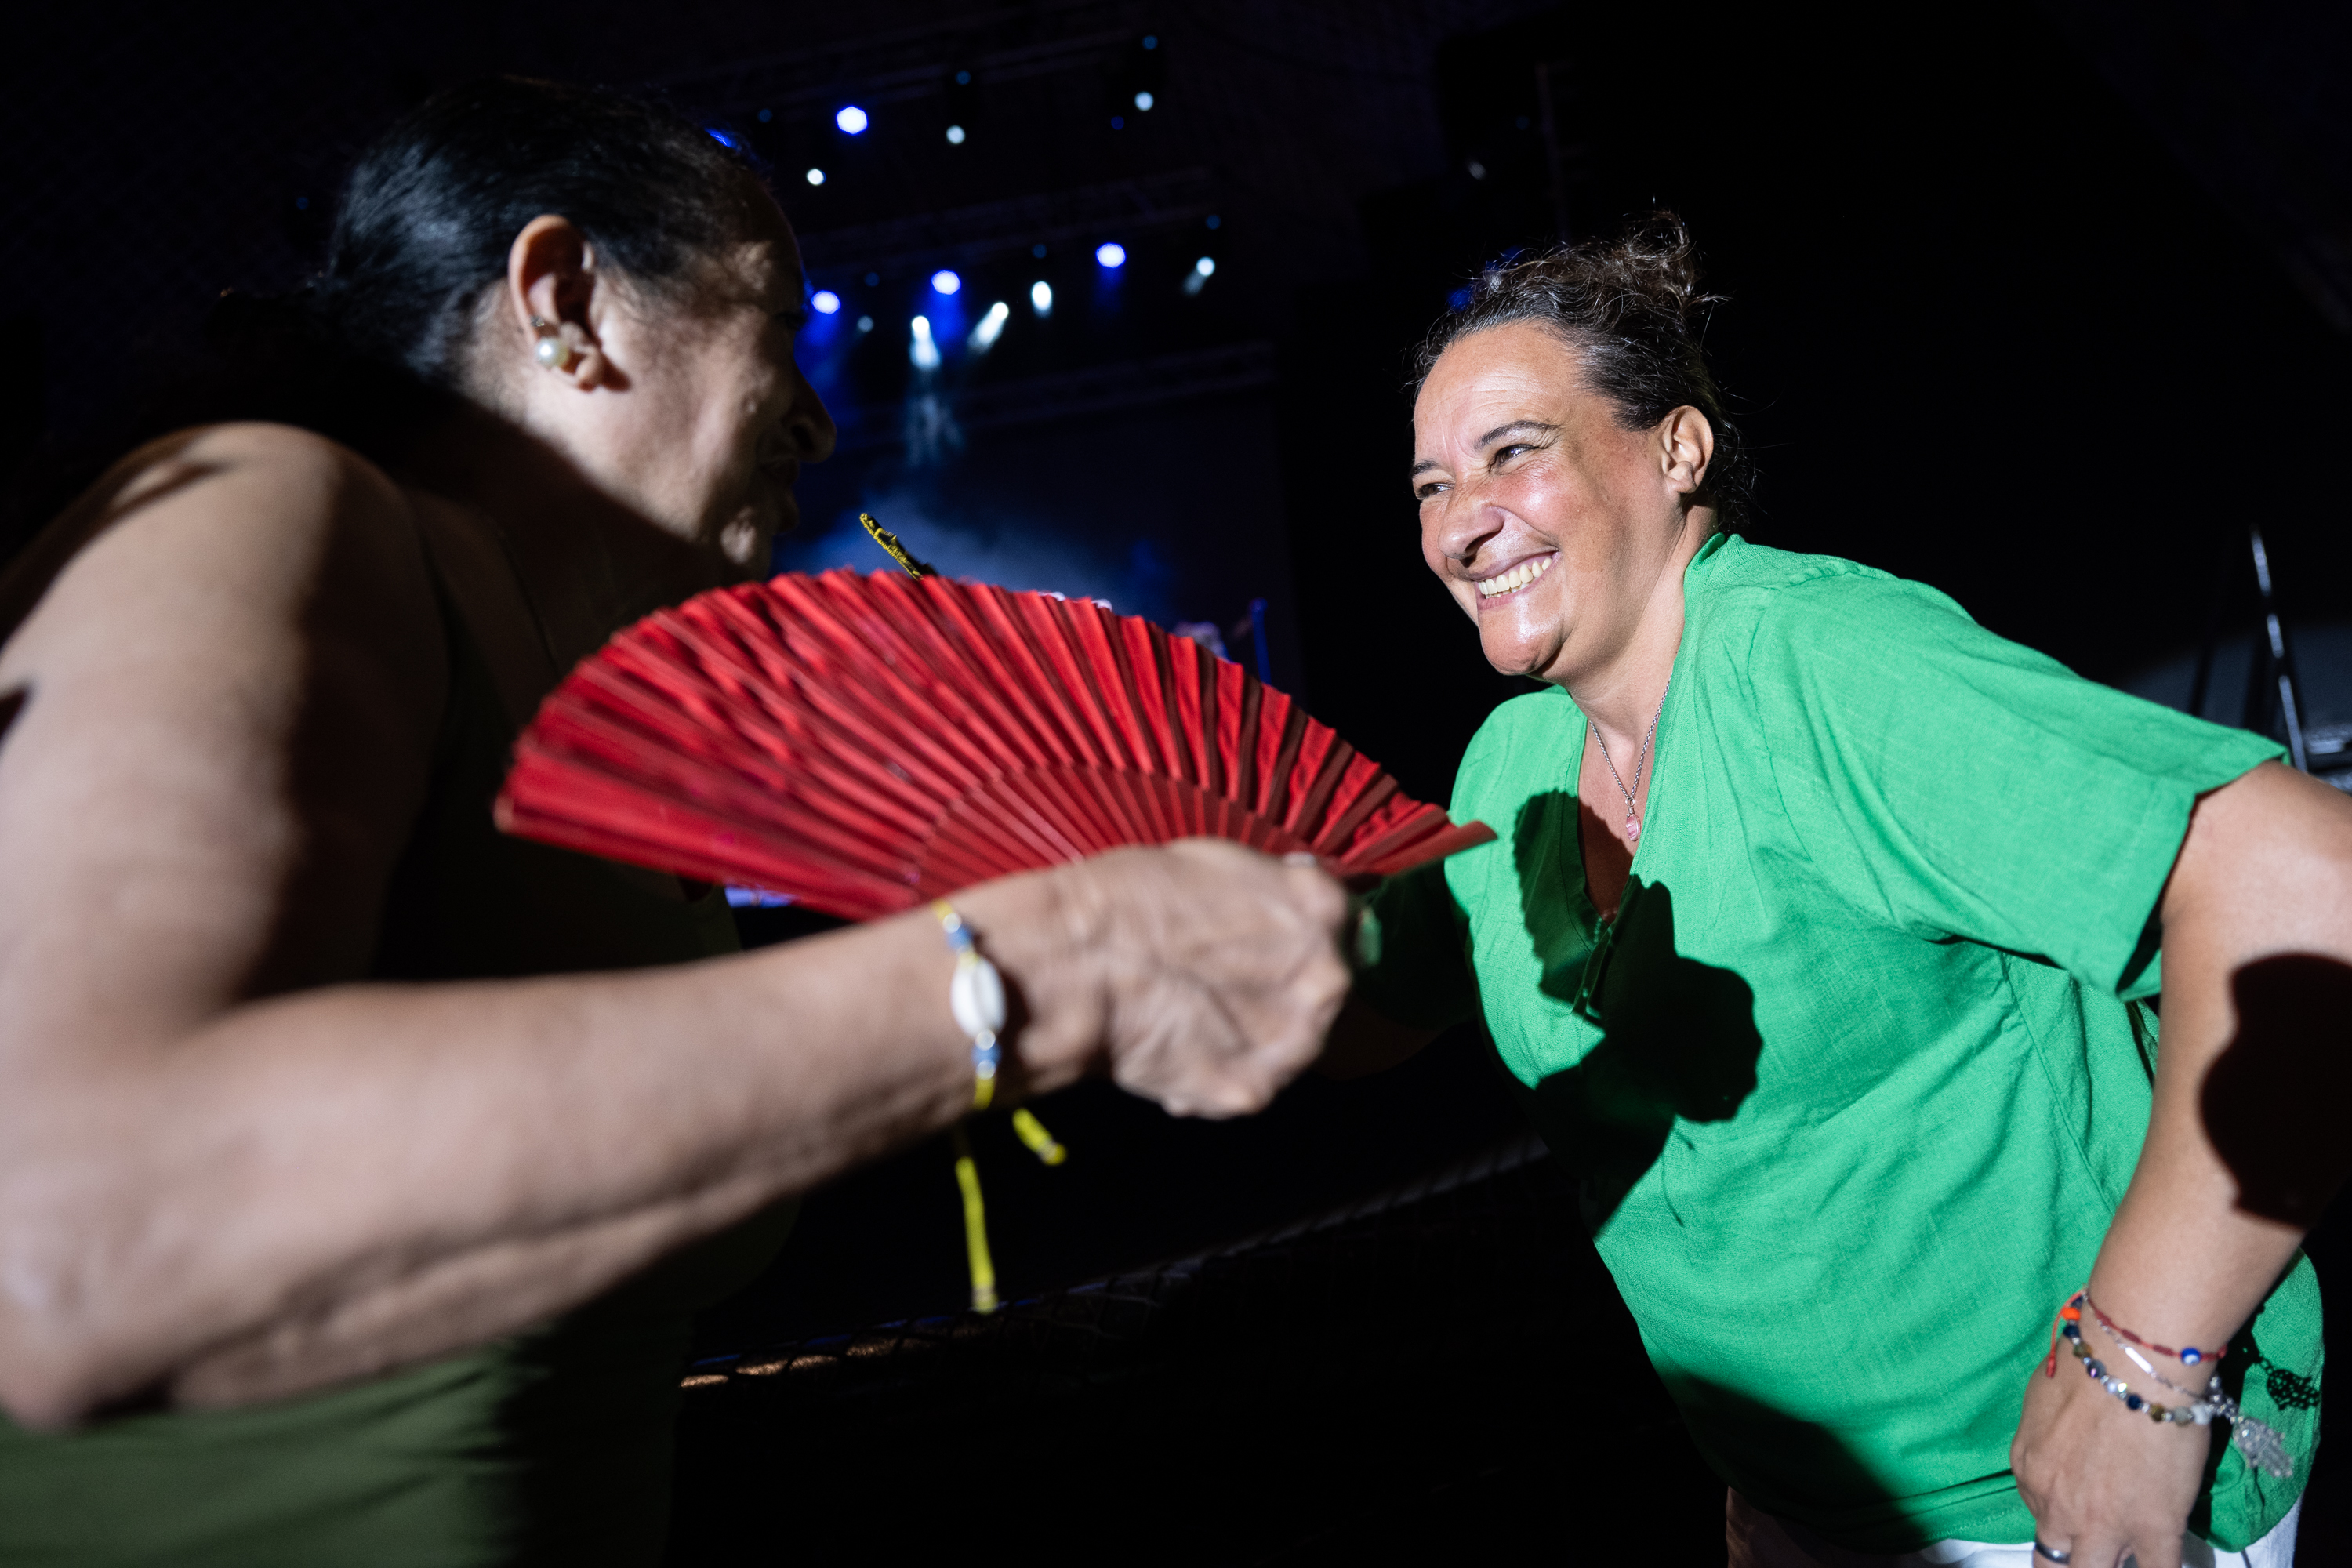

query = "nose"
[1430, 484, 1507, 572]
[783, 359, 837, 464]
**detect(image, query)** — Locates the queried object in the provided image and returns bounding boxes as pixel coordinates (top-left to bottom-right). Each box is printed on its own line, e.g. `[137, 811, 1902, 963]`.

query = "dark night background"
[4, 2, 2347, 1562]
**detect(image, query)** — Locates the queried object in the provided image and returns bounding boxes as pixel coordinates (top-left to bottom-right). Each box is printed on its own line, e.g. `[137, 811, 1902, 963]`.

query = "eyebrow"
[1408, 419, 1559, 478]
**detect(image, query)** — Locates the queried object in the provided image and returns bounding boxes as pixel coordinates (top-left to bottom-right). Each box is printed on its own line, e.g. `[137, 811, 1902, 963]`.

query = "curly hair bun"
[1417, 212, 1752, 527]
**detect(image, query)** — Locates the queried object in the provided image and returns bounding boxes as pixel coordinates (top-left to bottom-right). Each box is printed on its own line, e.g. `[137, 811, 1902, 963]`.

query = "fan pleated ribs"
[496, 571, 1495, 920]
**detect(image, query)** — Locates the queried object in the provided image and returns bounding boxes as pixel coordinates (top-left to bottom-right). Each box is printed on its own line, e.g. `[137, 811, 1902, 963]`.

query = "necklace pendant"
[1624, 813, 1640, 844]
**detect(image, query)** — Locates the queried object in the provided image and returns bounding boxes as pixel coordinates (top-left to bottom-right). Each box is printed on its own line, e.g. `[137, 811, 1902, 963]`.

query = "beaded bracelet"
[2095, 1319, 2214, 1403]
[2055, 1295, 2294, 1478]
[2058, 1306, 2210, 1426]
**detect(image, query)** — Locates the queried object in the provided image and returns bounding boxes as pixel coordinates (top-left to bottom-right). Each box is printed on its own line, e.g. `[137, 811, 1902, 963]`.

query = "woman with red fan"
[1345, 216, 2347, 1568]
[0, 80, 1348, 1564]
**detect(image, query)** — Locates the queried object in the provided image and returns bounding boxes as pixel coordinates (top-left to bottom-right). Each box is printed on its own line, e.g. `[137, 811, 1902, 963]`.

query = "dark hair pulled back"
[1416, 214, 1753, 527]
[311, 75, 768, 387]
[7, 78, 773, 562]
[201, 77, 769, 456]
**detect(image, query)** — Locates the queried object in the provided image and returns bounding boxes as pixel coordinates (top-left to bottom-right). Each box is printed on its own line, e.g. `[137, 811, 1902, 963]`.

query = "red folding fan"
[495, 565, 1494, 919]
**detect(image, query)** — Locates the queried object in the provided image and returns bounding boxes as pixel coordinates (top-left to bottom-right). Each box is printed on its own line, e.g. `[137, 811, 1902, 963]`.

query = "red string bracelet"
[2043, 1288, 2088, 1377]
[2082, 1290, 2216, 1367]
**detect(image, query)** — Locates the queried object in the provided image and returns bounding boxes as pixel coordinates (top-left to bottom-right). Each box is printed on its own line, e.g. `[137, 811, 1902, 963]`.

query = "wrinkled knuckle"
[1287, 869, 1345, 923]
[1300, 967, 1348, 1012]
[1221, 1077, 1274, 1117]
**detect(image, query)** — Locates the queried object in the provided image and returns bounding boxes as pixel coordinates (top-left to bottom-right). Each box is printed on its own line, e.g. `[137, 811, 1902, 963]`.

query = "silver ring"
[2034, 1544, 2072, 1565]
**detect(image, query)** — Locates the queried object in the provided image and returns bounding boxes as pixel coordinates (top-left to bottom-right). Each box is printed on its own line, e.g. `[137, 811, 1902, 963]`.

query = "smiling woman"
[0, 78, 1348, 1565]
[1345, 216, 2351, 1566]
[1408, 220, 1745, 710]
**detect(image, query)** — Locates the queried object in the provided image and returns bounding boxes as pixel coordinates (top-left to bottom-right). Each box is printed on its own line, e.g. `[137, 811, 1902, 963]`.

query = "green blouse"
[1357, 533, 2319, 1551]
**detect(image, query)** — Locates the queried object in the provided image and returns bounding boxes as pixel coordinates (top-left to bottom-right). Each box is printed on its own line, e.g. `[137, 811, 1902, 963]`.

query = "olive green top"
[0, 560, 794, 1566]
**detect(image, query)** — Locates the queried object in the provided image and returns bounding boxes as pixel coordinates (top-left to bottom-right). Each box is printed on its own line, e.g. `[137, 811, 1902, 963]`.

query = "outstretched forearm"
[0, 873, 1073, 1428]
[169, 1169, 783, 1410]
[0, 837, 1348, 1428]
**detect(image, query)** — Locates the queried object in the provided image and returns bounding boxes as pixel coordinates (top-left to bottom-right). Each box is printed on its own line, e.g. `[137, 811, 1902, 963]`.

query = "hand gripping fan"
[493, 569, 1494, 918]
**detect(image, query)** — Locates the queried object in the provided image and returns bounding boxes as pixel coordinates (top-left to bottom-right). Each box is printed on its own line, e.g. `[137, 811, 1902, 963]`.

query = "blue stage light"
[857, 315, 874, 332]
[909, 316, 941, 370]
[1143, 34, 1158, 49]
[1032, 243, 1048, 259]
[835, 106, 869, 135]
[1095, 242, 1127, 269]
[805, 168, 826, 186]
[946, 125, 966, 144]
[811, 290, 841, 315]
[931, 269, 962, 296]
[1194, 256, 1216, 278]
[1134, 91, 1154, 111]
[1030, 281, 1054, 317]
[707, 128, 741, 149]
[1110, 115, 1125, 129]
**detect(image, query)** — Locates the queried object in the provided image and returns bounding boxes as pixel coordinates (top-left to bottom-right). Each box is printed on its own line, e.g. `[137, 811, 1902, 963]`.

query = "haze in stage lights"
[968, 301, 1010, 351]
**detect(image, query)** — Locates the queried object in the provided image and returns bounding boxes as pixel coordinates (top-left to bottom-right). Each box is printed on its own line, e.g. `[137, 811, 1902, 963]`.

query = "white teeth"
[1476, 553, 1555, 598]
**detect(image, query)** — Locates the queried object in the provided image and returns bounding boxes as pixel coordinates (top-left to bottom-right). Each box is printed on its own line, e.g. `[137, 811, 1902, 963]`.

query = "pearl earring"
[529, 316, 575, 372]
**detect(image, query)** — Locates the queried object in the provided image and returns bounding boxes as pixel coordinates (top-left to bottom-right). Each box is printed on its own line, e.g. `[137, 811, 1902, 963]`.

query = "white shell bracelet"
[932, 900, 1007, 1109]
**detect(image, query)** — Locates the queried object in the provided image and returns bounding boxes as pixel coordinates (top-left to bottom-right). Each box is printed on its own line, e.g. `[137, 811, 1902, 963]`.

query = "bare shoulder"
[0, 423, 450, 1025]
[0, 422, 441, 694]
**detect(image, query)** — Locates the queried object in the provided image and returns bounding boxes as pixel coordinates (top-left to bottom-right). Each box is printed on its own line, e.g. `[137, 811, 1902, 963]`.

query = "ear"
[505, 215, 613, 390]
[1657, 406, 1715, 500]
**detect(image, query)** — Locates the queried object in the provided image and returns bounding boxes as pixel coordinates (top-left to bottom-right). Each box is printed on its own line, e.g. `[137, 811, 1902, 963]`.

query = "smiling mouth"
[1474, 552, 1556, 600]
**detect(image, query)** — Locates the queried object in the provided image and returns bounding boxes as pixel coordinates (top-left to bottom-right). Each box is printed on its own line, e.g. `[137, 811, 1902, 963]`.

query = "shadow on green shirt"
[1511, 790, 1764, 1231]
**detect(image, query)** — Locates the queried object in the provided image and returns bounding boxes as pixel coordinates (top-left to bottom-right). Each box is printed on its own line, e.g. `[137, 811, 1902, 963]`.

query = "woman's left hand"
[2009, 760, 2352, 1566]
[2010, 1339, 2213, 1568]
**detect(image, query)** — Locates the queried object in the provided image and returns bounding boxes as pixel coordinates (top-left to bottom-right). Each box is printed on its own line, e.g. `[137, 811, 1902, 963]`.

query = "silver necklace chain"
[1589, 673, 1671, 844]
